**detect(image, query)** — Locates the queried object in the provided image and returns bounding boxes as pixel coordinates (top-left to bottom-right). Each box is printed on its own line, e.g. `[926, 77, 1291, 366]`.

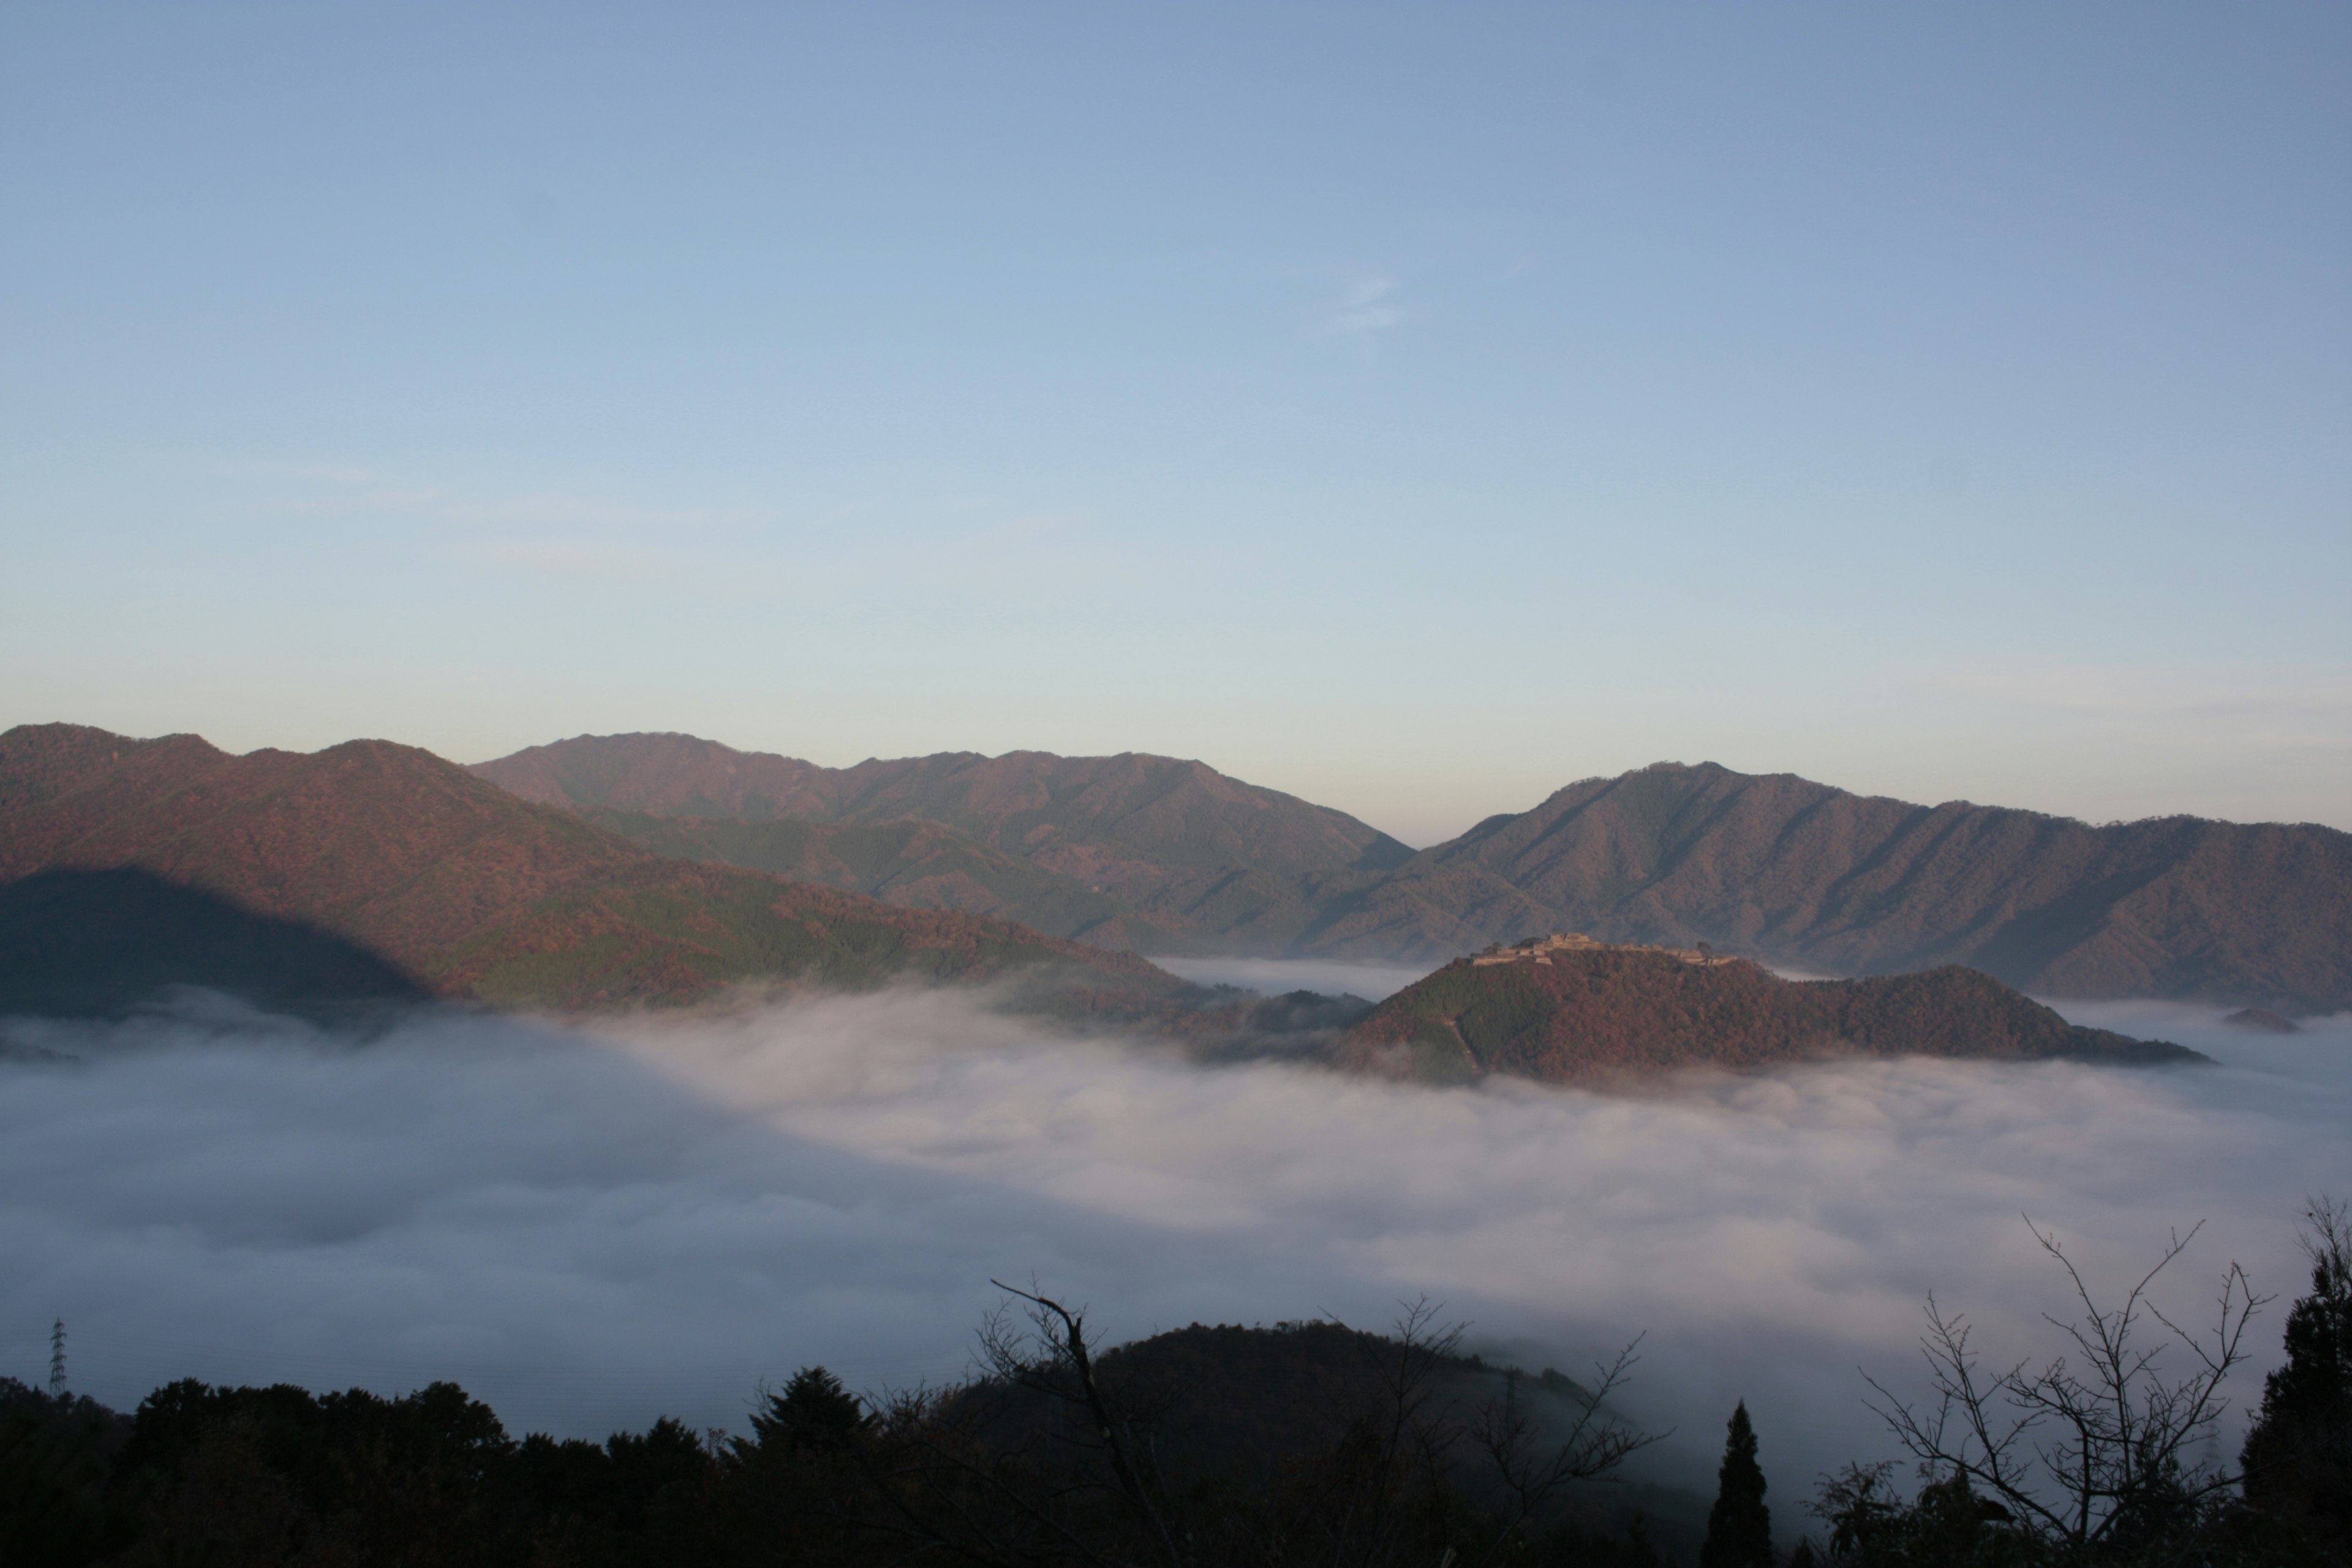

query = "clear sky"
[3, 3, 2346, 844]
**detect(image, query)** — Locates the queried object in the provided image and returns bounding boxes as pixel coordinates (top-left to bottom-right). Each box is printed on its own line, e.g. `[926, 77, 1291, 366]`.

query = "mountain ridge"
[0, 723, 1179, 1015]
[1308, 760, 2350, 1010]
[472, 735, 2351, 1011]
[473, 732, 1410, 953]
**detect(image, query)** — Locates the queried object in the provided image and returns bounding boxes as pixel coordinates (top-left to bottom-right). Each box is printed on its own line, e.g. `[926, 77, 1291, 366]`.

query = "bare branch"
[1856, 1216, 2270, 1553]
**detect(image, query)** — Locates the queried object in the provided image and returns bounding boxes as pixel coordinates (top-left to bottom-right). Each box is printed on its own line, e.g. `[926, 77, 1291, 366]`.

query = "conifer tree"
[2241, 1197, 2351, 1547]
[750, 1365, 867, 1453]
[1700, 1400, 1773, 1568]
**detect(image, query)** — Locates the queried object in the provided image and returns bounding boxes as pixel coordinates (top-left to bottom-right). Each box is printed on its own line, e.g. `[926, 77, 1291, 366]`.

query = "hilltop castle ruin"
[1468, 932, 1736, 968]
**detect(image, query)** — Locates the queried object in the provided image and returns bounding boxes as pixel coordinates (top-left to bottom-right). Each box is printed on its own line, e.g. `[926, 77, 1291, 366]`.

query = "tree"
[1469, 1335, 1662, 1566]
[750, 1365, 867, 1453]
[1700, 1401, 1772, 1568]
[1861, 1218, 2266, 1559]
[2240, 1195, 2351, 1551]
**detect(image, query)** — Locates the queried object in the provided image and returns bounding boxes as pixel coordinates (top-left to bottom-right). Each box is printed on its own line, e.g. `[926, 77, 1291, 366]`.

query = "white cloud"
[2, 989, 2340, 1504]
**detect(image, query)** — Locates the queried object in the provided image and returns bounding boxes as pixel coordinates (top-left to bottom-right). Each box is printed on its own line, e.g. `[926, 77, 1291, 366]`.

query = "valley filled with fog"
[4, 977, 2344, 1504]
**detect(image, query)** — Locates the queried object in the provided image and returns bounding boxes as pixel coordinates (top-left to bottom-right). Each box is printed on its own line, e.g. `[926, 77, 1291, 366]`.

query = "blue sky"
[3, 3, 2346, 843]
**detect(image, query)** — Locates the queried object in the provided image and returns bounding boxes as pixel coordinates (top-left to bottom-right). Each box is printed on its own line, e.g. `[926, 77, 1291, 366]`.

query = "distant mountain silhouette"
[1340, 937, 2201, 1086]
[0, 725, 1180, 1014]
[473, 737, 2349, 1012]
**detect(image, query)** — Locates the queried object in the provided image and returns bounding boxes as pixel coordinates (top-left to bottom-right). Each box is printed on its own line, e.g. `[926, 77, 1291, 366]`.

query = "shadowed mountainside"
[1340, 939, 2203, 1086]
[0, 868, 432, 1017]
[1297, 762, 2351, 1012]
[473, 733, 1413, 952]
[0, 724, 1180, 1016]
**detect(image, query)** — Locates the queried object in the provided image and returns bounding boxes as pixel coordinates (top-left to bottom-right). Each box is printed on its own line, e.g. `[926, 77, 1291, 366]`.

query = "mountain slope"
[475, 739, 2350, 1011]
[1341, 937, 2200, 1085]
[0, 724, 1177, 1014]
[586, 810, 1159, 947]
[473, 733, 1413, 950]
[1300, 763, 2352, 1011]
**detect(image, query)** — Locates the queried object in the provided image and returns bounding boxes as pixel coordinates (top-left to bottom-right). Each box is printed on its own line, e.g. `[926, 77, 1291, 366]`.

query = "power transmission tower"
[48, 1318, 66, 1398]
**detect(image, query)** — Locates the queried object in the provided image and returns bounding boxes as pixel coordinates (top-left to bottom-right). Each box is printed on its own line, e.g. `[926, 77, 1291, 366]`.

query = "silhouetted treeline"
[7, 1205, 2349, 1568]
[1, 1307, 1676, 1568]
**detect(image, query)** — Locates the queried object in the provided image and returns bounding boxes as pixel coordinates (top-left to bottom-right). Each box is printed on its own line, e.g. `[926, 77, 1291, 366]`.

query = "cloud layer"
[4, 987, 2343, 1506]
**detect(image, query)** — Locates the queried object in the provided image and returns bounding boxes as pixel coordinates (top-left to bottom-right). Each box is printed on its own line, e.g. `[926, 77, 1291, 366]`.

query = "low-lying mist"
[1157, 956, 1430, 1000]
[4, 978, 2344, 1508]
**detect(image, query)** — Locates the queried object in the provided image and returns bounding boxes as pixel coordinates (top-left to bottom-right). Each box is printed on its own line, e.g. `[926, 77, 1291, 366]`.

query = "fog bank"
[4, 988, 2343, 1507]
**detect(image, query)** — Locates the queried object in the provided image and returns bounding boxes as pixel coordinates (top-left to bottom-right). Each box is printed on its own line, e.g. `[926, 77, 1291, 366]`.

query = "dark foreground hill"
[0, 1315, 1697, 1568]
[472, 737, 2351, 1012]
[0, 724, 1180, 1016]
[1339, 935, 2203, 1086]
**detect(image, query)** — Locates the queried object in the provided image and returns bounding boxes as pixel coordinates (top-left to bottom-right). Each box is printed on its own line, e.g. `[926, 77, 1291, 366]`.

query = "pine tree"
[750, 1365, 867, 1453]
[1700, 1401, 1773, 1568]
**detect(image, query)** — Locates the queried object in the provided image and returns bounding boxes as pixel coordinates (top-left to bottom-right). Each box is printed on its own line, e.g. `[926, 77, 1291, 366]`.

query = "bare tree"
[979, 1280, 1185, 1568]
[1467, 1336, 1664, 1566]
[1861, 1217, 2269, 1556]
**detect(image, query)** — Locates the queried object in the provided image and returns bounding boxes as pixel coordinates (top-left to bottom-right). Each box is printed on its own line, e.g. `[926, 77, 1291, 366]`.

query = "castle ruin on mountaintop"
[1469, 932, 1739, 969]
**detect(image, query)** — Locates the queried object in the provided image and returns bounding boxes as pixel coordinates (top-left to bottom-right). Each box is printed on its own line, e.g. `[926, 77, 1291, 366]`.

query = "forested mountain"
[1300, 762, 2351, 1011]
[0, 1315, 1700, 1568]
[583, 810, 1154, 948]
[475, 737, 2351, 1011]
[1340, 937, 2202, 1087]
[0, 725, 1177, 1015]
[474, 733, 1414, 951]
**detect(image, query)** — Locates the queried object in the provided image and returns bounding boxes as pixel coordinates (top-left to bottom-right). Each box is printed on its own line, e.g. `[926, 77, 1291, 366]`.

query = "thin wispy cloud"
[1942, 660, 2352, 729]
[211, 456, 1127, 603]
[235, 462, 770, 535]
[1314, 273, 1404, 350]
[462, 538, 688, 582]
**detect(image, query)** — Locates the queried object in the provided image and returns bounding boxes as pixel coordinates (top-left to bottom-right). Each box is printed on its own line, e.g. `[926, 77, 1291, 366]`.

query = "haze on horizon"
[2, 4, 2347, 845]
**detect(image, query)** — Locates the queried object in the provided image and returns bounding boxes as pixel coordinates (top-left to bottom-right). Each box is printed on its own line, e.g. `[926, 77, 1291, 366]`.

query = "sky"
[2, 3, 2346, 845]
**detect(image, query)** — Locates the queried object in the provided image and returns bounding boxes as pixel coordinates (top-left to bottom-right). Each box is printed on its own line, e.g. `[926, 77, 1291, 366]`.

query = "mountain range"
[474, 733, 2352, 1012]
[0, 722, 2235, 1080]
[473, 734, 1411, 954]
[0, 724, 1175, 1016]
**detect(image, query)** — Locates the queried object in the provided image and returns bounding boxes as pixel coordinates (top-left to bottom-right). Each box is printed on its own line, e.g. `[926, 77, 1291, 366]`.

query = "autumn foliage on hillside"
[0, 724, 1178, 1014]
[1343, 946, 2197, 1085]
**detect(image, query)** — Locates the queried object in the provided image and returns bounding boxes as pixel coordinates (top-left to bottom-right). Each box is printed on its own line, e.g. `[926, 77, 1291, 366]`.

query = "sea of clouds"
[3, 970, 2345, 1508]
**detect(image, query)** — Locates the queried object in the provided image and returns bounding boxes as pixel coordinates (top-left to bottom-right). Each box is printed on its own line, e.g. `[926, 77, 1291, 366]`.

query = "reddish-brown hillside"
[0, 724, 1177, 1014]
[475, 739, 2349, 1011]
[473, 733, 1413, 949]
[1300, 762, 2352, 1012]
[1341, 939, 2199, 1085]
